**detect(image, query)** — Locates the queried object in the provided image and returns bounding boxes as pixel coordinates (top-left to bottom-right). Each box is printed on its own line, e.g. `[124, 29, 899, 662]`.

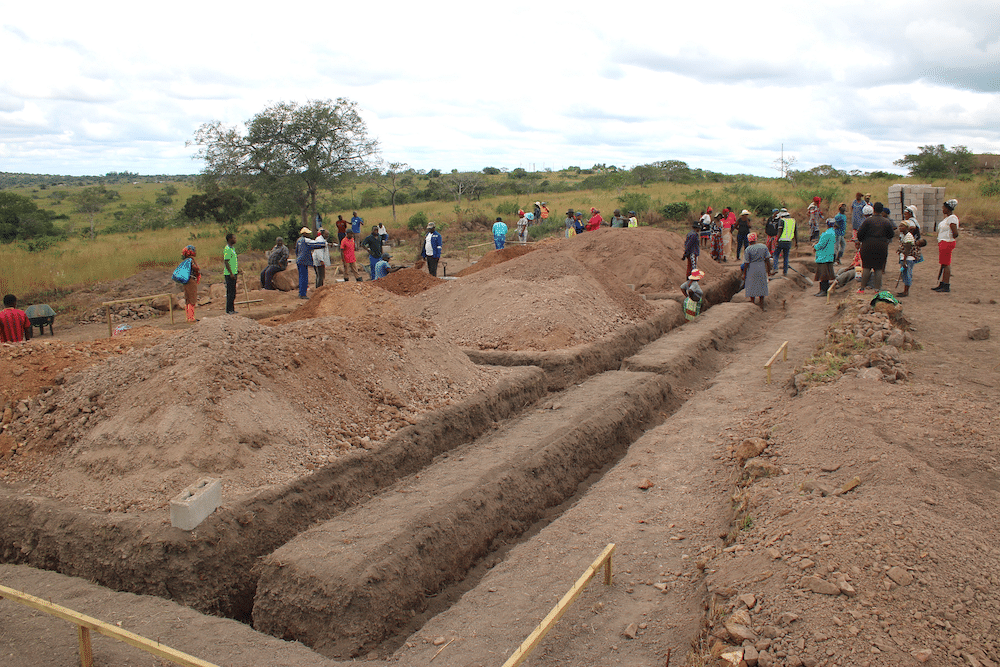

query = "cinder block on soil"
[170, 477, 222, 531]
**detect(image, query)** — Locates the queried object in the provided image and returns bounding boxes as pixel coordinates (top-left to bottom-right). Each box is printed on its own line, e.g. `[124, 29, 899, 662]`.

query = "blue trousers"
[495, 235, 505, 249]
[297, 263, 310, 297]
[369, 255, 379, 279]
[776, 241, 791, 274]
[736, 234, 749, 259]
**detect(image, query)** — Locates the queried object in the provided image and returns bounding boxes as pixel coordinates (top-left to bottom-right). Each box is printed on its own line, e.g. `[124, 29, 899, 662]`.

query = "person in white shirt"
[932, 199, 960, 293]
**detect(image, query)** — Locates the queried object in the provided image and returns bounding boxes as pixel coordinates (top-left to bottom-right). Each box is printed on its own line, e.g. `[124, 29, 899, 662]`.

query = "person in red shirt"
[335, 215, 348, 244]
[340, 231, 362, 282]
[586, 207, 603, 231]
[0, 295, 32, 343]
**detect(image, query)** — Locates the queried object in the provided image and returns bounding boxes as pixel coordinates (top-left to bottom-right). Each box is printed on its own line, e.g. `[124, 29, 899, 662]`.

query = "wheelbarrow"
[25, 304, 56, 336]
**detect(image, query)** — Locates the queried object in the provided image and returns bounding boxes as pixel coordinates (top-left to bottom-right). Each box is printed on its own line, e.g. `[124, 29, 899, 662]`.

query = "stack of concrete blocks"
[887, 184, 946, 231]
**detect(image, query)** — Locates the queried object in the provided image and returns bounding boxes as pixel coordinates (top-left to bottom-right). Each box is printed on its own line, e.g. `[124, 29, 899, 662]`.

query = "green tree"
[71, 186, 113, 239]
[190, 98, 379, 227]
[366, 161, 410, 224]
[894, 145, 975, 178]
[0, 192, 60, 242]
[181, 189, 256, 233]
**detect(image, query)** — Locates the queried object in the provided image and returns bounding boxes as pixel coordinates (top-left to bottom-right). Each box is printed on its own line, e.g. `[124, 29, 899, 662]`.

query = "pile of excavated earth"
[2, 227, 999, 667]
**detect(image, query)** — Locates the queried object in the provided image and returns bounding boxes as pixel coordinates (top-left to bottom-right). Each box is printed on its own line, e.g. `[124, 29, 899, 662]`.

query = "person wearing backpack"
[178, 245, 201, 322]
[764, 209, 779, 254]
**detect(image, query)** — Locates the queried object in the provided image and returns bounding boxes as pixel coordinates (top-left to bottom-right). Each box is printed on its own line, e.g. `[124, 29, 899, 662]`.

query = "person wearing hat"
[774, 209, 796, 277]
[628, 211, 638, 228]
[735, 210, 752, 261]
[178, 245, 201, 322]
[540, 202, 549, 222]
[564, 209, 576, 238]
[682, 220, 701, 279]
[808, 196, 824, 242]
[680, 269, 705, 321]
[297, 227, 328, 297]
[573, 211, 585, 235]
[742, 232, 772, 309]
[932, 199, 960, 292]
[374, 252, 393, 280]
[493, 217, 508, 249]
[517, 211, 530, 244]
[420, 222, 443, 276]
[813, 218, 837, 296]
[834, 203, 848, 264]
[851, 192, 866, 234]
[902, 205, 921, 241]
[611, 209, 627, 228]
[586, 207, 603, 231]
[533, 201, 542, 223]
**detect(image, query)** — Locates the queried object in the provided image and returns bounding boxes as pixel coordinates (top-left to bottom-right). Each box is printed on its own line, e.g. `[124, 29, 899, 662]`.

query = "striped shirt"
[0, 307, 30, 343]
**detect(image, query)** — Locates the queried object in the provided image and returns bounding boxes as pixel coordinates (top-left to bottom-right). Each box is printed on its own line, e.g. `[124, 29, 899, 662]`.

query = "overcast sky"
[2, 0, 998, 178]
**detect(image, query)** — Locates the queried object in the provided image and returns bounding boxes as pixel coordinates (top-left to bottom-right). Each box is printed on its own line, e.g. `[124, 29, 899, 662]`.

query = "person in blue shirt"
[421, 222, 443, 276]
[295, 227, 327, 299]
[351, 211, 363, 237]
[374, 252, 393, 279]
[834, 203, 848, 264]
[492, 217, 508, 249]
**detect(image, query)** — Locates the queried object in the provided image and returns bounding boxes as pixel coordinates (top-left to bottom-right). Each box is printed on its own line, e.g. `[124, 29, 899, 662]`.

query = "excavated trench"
[0, 268, 803, 659]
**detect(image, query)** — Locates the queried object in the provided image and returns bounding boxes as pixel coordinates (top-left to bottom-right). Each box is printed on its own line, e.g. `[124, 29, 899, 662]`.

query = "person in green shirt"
[223, 233, 242, 314]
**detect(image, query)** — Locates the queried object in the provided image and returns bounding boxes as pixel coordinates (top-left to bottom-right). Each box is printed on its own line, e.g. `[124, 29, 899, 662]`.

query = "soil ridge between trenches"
[0, 365, 545, 619]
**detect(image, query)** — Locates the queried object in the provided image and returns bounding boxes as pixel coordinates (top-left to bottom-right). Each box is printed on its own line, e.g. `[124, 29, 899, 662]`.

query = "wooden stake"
[502, 543, 616, 667]
[764, 341, 789, 384]
[429, 637, 455, 662]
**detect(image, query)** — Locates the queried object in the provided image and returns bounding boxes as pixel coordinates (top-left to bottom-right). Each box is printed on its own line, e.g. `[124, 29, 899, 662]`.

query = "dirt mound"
[372, 268, 443, 296]
[454, 245, 536, 277]
[282, 282, 402, 323]
[398, 227, 720, 351]
[2, 315, 506, 513]
[0, 327, 171, 406]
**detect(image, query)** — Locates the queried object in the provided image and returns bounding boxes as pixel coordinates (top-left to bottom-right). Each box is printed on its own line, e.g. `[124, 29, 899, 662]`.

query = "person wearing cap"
[351, 211, 363, 237]
[775, 209, 796, 277]
[834, 203, 848, 264]
[610, 209, 627, 228]
[517, 211, 530, 244]
[932, 199, 960, 293]
[808, 196, 824, 242]
[851, 192, 866, 234]
[586, 207, 603, 232]
[573, 211, 585, 235]
[340, 230, 362, 283]
[563, 209, 575, 238]
[682, 220, 701, 279]
[179, 245, 201, 322]
[223, 233, 242, 314]
[296, 227, 328, 297]
[374, 252, 393, 280]
[680, 269, 705, 320]
[735, 210, 752, 261]
[902, 205, 921, 241]
[628, 211, 638, 228]
[813, 219, 837, 296]
[420, 223, 443, 276]
[260, 237, 288, 290]
[0, 294, 32, 343]
[856, 202, 895, 293]
[360, 225, 384, 280]
[493, 217, 509, 248]
[742, 232, 772, 309]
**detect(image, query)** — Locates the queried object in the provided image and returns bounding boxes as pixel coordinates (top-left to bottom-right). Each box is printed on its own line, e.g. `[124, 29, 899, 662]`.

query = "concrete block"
[170, 477, 222, 531]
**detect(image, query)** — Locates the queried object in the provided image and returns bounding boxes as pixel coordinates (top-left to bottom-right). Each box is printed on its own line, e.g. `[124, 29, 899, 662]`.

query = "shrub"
[743, 191, 782, 216]
[979, 178, 1000, 197]
[248, 223, 288, 252]
[407, 210, 430, 232]
[661, 201, 691, 220]
[617, 192, 652, 214]
[495, 201, 522, 216]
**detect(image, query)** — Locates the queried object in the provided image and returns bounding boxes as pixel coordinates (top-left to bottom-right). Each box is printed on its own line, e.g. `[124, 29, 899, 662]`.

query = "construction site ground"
[1, 228, 999, 667]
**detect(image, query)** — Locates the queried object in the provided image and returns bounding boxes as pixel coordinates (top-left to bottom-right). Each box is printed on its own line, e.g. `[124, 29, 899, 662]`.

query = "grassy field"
[2, 173, 997, 303]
